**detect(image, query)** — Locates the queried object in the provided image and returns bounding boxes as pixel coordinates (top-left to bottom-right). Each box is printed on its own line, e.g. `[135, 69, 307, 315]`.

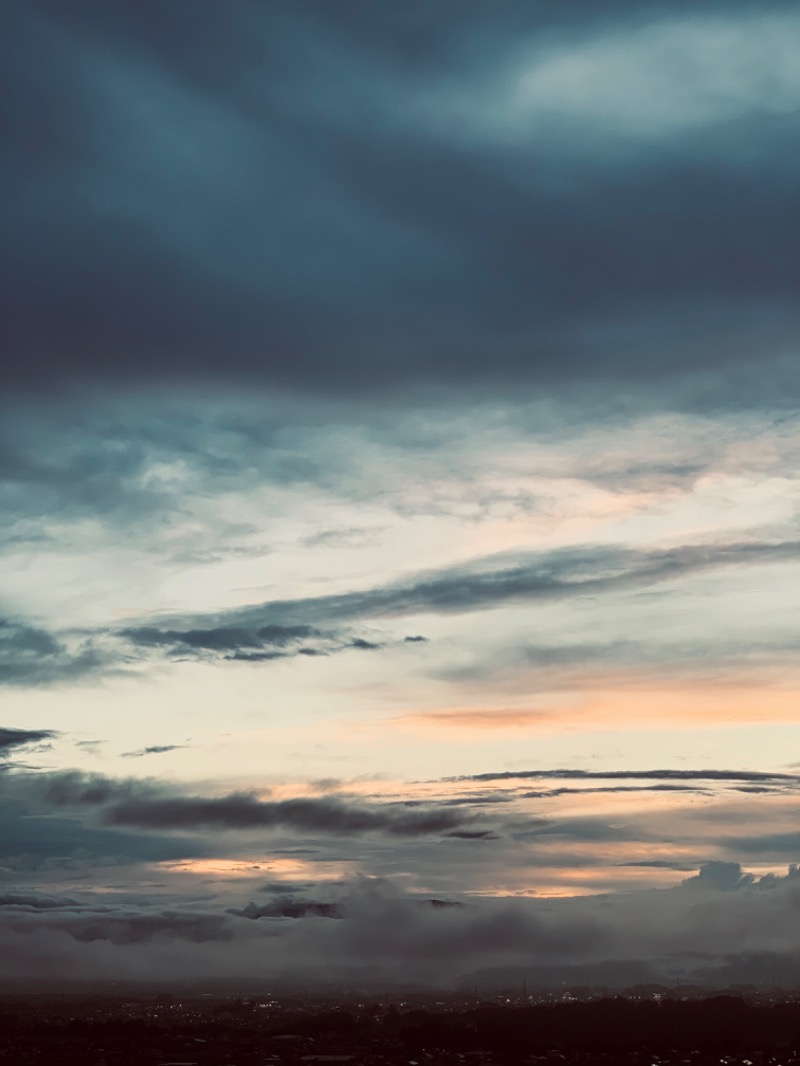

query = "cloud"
[115, 537, 800, 644]
[679, 862, 800, 892]
[0, 893, 78, 911]
[5, 770, 474, 839]
[0, 726, 57, 756]
[5, 523, 796, 685]
[465, 12, 800, 144]
[301, 527, 383, 549]
[1, 0, 799, 994]
[520, 784, 703, 797]
[0, 809, 213, 867]
[444, 830, 500, 841]
[680, 861, 756, 891]
[122, 624, 320, 652]
[105, 794, 470, 838]
[121, 745, 186, 759]
[4, 906, 234, 945]
[721, 831, 800, 857]
[0, 877, 599, 983]
[231, 899, 343, 920]
[456, 768, 800, 784]
[2, 3, 798, 409]
[6, 867, 800, 987]
[620, 860, 698, 872]
[117, 621, 395, 668]
[0, 619, 106, 685]
[0, 601, 426, 683]
[229, 891, 465, 921]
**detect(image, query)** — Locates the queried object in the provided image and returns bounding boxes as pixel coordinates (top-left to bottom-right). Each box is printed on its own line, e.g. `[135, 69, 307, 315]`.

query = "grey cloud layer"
[161, 538, 800, 629]
[1, 535, 796, 685]
[5, 750, 798, 871]
[2, 1, 798, 406]
[1, 399, 794, 556]
[457, 769, 800, 784]
[5, 869, 800, 987]
[4, 734, 800, 942]
[5, 770, 473, 839]
[0, 619, 108, 686]
[1, 906, 233, 946]
[105, 795, 468, 838]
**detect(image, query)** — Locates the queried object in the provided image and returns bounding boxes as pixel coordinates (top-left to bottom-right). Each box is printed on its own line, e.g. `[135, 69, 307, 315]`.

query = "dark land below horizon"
[5, 989, 800, 1065]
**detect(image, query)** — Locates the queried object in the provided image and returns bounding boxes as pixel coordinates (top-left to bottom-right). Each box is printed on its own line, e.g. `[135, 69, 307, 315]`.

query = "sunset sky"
[2, 0, 800, 989]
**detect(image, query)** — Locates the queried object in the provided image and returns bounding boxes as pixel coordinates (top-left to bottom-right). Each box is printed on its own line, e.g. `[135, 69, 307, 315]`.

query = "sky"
[1, 0, 800, 990]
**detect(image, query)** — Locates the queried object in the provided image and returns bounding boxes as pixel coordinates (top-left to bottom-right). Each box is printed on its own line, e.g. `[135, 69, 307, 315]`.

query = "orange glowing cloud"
[155, 856, 352, 882]
[388, 677, 800, 736]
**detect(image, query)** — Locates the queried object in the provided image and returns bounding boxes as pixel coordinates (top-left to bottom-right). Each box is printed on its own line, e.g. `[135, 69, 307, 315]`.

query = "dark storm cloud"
[5, 770, 474, 839]
[105, 794, 470, 838]
[0, 726, 57, 755]
[2, 1, 798, 406]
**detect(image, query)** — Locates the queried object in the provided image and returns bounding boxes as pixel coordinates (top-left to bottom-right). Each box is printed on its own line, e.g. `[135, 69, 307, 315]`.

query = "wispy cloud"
[121, 745, 187, 759]
[454, 768, 800, 784]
